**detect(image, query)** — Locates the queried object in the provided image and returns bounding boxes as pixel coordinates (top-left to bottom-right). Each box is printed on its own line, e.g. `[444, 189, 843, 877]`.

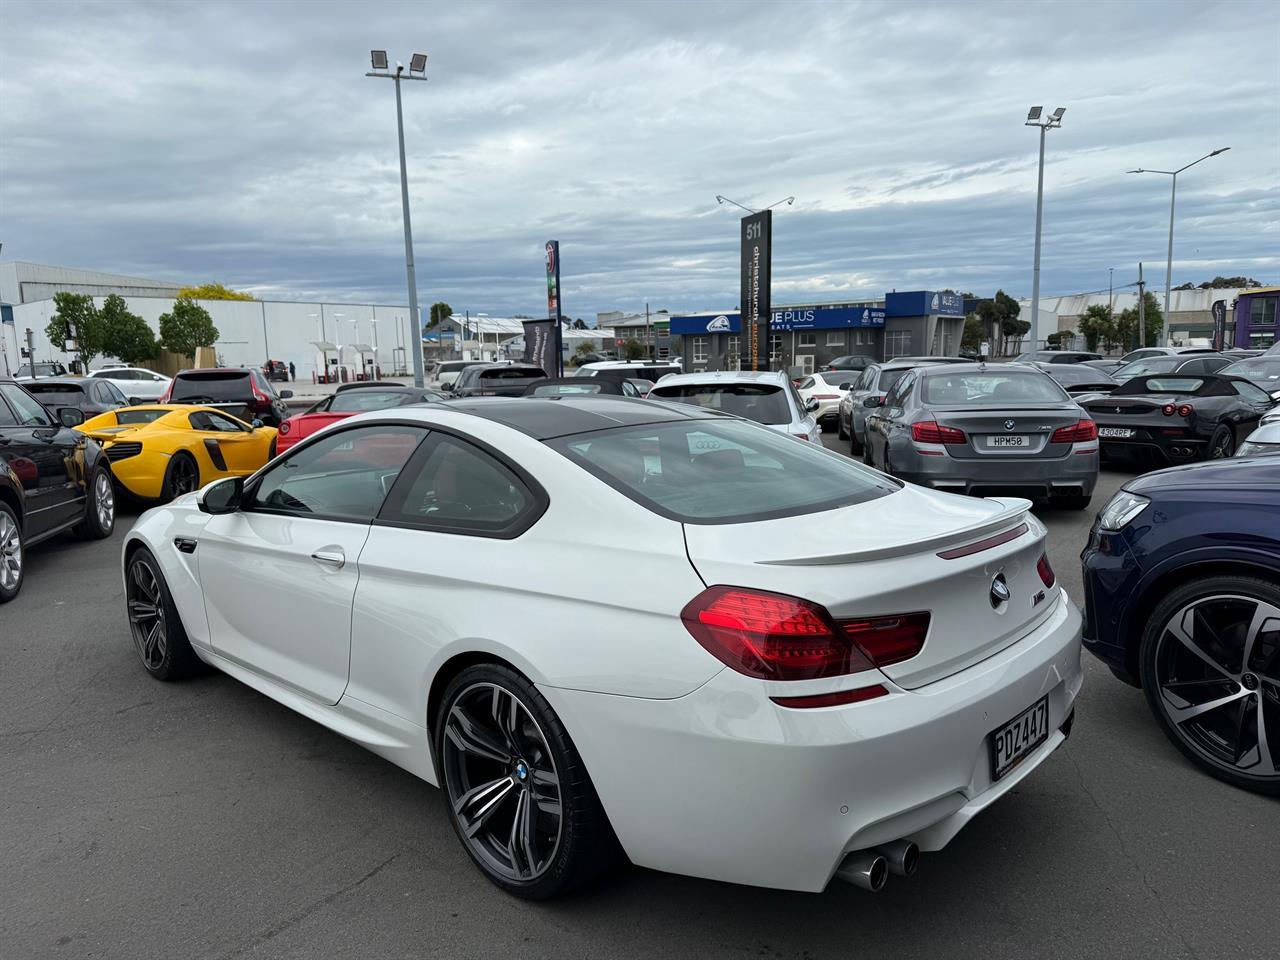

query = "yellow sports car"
[78, 405, 278, 503]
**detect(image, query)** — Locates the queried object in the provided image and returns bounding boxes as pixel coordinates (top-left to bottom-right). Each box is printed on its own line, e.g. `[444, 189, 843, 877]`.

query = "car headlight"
[1098, 491, 1150, 531]
[1236, 441, 1279, 457]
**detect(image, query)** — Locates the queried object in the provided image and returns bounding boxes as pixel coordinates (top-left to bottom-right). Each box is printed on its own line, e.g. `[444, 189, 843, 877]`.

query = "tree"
[46, 292, 104, 370]
[961, 314, 983, 351]
[428, 301, 453, 328]
[1115, 292, 1163, 351]
[623, 338, 645, 361]
[1076, 304, 1115, 352]
[176, 282, 255, 301]
[159, 297, 219, 358]
[99, 294, 158, 365]
[1198, 276, 1262, 290]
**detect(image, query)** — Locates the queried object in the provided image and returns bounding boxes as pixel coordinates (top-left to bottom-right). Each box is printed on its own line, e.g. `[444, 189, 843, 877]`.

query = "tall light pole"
[367, 50, 429, 386]
[1127, 147, 1230, 345]
[1025, 106, 1065, 352]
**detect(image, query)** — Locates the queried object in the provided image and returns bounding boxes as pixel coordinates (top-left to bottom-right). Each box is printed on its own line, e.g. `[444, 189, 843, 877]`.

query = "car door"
[871, 370, 915, 468]
[1231, 381, 1276, 435]
[187, 410, 268, 475]
[197, 423, 427, 703]
[0, 382, 87, 535]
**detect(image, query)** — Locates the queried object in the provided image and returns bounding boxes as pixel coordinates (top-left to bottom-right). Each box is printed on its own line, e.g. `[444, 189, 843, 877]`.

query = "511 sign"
[739, 210, 772, 371]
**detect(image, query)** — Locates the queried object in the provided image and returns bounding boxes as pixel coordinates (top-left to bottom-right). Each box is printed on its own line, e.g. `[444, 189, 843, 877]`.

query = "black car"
[21, 377, 130, 417]
[1015, 350, 1104, 365]
[301, 383, 445, 413]
[1032, 362, 1118, 396]
[14, 361, 70, 379]
[819, 355, 874, 373]
[165, 368, 293, 426]
[0, 379, 116, 603]
[521, 377, 643, 398]
[452, 363, 548, 397]
[1081, 373, 1275, 467]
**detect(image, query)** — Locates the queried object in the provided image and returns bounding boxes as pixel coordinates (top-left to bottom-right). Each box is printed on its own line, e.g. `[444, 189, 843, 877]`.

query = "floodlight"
[371, 50, 388, 70]
[1027, 106, 1042, 121]
[1210, 147, 1231, 157]
[1050, 107, 1066, 121]
[409, 53, 428, 74]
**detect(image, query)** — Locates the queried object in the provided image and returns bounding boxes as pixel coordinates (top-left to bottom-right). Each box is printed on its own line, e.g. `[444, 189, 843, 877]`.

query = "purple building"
[1232, 287, 1280, 349]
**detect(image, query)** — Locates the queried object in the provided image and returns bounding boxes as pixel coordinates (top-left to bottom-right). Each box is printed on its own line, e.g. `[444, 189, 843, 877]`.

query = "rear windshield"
[649, 383, 792, 425]
[23, 384, 83, 404]
[529, 382, 606, 396]
[549, 419, 896, 524]
[1120, 377, 1207, 394]
[117, 409, 167, 424]
[922, 371, 1067, 405]
[480, 367, 545, 381]
[439, 362, 478, 373]
[329, 391, 413, 413]
[171, 372, 251, 401]
[1117, 357, 1181, 376]
[1047, 365, 1115, 386]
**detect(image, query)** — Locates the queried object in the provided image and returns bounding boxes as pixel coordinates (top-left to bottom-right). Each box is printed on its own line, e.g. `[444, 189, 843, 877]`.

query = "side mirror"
[838, 381, 853, 391]
[863, 396, 883, 408]
[805, 397, 820, 412]
[251, 418, 264, 428]
[279, 389, 294, 399]
[128, 396, 142, 406]
[58, 407, 85, 427]
[198, 476, 243, 515]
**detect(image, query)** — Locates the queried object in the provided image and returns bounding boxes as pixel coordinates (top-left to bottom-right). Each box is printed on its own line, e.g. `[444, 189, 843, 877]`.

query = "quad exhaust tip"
[836, 840, 920, 891]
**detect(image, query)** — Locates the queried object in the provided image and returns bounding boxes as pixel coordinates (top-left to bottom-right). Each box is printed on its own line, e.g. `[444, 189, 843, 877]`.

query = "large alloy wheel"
[125, 547, 201, 680]
[75, 468, 116, 539]
[436, 665, 619, 899]
[1142, 578, 1280, 795]
[1208, 426, 1235, 459]
[0, 504, 23, 603]
[162, 453, 200, 502]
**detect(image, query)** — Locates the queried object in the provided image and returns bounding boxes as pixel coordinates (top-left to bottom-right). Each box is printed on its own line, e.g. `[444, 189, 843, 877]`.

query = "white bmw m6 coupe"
[121, 396, 1083, 899]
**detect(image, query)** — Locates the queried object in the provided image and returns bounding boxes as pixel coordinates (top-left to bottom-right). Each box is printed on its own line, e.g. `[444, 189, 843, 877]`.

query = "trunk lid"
[930, 404, 1081, 460]
[681, 487, 1055, 689]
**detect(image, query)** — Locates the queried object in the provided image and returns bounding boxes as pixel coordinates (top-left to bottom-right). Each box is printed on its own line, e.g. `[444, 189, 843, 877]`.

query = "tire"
[1051, 493, 1093, 511]
[436, 663, 620, 900]
[74, 466, 116, 540]
[268, 436, 278, 460]
[1207, 425, 1234, 460]
[837, 414, 849, 441]
[0, 502, 24, 604]
[850, 423, 863, 456]
[125, 546, 202, 681]
[160, 452, 200, 503]
[1139, 575, 1280, 796]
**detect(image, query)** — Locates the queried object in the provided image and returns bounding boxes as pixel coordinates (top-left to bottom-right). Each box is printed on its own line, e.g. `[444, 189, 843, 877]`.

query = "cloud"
[1, 0, 1276, 319]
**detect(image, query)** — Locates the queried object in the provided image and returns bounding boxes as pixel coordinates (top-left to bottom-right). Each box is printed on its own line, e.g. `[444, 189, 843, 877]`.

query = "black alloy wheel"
[1142, 577, 1280, 795]
[162, 453, 200, 501]
[437, 665, 618, 899]
[125, 548, 201, 680]
[1208, 426, 1235, 459]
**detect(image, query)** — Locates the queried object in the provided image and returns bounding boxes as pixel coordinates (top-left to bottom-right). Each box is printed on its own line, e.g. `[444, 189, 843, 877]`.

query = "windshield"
[529, 382, 607, 396]
[171, 373, 251, 401]
[649, 383, 792, 425]
[549, 419, 896, 524]
[329, 391, 413, 413]
[1222, 359, 1280, 384]
[922, 371, 1067, 405]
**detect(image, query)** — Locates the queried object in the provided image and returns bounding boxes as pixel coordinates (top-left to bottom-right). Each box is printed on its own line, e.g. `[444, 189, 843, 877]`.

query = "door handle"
[310, 548, 345, 569]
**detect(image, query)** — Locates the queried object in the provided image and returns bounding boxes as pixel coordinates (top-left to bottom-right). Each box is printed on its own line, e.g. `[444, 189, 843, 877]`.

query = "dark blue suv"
[1081, 456, 1280, 795]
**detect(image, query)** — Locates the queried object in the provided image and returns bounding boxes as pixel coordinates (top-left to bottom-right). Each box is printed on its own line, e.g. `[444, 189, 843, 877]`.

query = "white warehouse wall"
[8, 295, 419, 380]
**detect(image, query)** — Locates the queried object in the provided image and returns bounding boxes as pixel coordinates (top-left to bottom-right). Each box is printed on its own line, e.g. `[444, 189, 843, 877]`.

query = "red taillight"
[1162, 404, 1176, 416]
[160, 382, 173, 402]
[1050, 419, 1098, 443]
[680, 586, 873, 680]
[770, 686, 889, 709]
[839, 613, 930, 667]
[251, 381, 270, 403]
[1037, 553, 1056, 588]
[1177, 403, 1193, 418]
[279, 420, 291, 435]
[911, 421, 966, 444]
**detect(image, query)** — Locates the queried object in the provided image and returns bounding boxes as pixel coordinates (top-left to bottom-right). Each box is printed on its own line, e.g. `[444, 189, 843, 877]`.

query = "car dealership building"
[668, 290, 966, 374]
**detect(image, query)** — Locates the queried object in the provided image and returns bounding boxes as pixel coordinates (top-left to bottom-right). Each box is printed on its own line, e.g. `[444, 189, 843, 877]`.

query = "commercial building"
[667, 291, 966, 374]
[595, 309, 673, 359]
[1020, 287, 1254, 348]
[1231, 287, 1280, 349]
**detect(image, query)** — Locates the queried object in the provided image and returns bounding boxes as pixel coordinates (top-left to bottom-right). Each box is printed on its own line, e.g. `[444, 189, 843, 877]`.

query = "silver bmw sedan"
[863, 363, 1099, 509]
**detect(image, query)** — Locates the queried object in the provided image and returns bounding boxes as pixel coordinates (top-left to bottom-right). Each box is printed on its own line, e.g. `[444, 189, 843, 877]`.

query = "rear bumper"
[895, 446, 1099, 498]
[541, 592, 1083, 892]
[1098, 436, 1204, 467]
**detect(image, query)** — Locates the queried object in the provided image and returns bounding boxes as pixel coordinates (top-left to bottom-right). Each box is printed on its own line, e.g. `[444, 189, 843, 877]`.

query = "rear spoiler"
[761, 498, 1032, 566]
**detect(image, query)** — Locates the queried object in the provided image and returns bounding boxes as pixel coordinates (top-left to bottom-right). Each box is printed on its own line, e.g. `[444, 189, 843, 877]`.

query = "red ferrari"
[275, 384, 445, 454]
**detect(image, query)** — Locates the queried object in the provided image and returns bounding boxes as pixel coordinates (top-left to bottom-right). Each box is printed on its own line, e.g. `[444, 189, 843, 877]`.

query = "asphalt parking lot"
[3, 437, 1276, 960]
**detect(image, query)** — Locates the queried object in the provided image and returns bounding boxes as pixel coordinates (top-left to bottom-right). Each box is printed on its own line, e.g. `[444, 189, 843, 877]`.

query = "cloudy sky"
[2, 0, 1277, 319]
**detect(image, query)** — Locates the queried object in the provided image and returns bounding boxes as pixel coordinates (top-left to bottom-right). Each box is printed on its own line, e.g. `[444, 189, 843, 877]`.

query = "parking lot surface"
[2, 436, 1276, 960]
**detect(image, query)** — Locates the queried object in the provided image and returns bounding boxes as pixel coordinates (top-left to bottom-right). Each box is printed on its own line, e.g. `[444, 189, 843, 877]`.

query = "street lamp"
[1025, 105, 1065, 351]
[715, 194, 794, 214]
[367, 49, 429, 387]
[1128, 147, 1231, 345]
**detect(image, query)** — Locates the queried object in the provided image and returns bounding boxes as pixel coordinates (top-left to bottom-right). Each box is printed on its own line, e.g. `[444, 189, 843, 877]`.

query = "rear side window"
[649, 383, 792, 425]
[878, 368, 909, 393]
[550, 419, 896, 524]
[171, 373, 251, 401]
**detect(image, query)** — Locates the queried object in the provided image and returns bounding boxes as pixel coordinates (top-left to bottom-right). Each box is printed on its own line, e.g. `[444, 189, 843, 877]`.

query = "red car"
[275, 384, 444, 454]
